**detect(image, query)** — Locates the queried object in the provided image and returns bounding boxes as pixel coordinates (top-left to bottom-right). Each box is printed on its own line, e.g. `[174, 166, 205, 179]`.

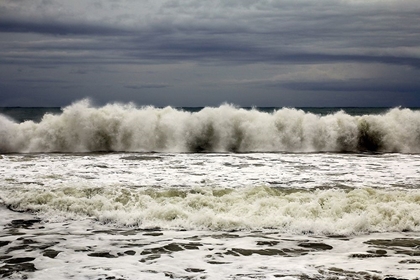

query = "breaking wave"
[1, 99, 420, 153]
[2, 185, 420, 234]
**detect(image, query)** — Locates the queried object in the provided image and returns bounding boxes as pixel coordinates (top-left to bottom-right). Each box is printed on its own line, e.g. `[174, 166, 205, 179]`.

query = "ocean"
[0, 100, 419, 279]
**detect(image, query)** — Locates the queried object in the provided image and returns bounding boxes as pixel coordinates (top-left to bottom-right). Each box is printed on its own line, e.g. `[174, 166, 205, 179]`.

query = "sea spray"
[1, 99, 420, 153]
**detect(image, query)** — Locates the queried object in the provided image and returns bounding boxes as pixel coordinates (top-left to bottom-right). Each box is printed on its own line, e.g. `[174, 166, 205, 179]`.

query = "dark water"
[0, 107, 62, 123]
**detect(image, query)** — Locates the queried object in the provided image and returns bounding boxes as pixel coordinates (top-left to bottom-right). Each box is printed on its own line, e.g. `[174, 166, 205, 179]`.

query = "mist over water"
[1, 100, 419, 153]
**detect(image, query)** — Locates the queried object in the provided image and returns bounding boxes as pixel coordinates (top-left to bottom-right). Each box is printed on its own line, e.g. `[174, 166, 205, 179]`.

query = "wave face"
[1, 100, 420, 153]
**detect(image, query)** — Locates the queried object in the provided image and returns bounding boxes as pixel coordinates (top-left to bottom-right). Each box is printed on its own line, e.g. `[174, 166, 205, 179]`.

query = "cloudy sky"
[1, 0, 420, 107]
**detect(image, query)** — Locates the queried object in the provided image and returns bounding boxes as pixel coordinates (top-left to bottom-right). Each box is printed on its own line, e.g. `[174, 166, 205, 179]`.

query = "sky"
[1, 0, 420, 107]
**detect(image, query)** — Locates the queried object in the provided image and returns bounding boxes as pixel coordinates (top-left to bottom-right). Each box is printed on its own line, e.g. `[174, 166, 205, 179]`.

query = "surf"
[1, 99, 420, 153]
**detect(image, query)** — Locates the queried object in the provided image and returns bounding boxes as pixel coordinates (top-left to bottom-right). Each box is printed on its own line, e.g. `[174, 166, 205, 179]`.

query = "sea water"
[0, 100, 419, 279]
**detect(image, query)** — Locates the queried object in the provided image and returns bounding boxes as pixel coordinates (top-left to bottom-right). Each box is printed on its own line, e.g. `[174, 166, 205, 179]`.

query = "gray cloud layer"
[1, 0, 420, 106]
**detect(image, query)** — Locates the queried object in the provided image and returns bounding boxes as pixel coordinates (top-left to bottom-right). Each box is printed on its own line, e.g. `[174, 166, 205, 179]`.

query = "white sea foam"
[1, 151, 420, 279]
[1, 152, 419, 235]
[2, 204, 418, 280]
[2, 185, 420, 234]
[1, 100, 420, 153]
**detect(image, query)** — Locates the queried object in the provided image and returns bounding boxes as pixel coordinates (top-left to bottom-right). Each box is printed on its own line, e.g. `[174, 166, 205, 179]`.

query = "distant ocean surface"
[1, 101, 420, 279]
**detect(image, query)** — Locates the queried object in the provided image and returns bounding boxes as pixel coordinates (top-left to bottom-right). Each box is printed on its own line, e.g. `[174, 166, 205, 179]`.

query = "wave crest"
[1, 100, 420, 153]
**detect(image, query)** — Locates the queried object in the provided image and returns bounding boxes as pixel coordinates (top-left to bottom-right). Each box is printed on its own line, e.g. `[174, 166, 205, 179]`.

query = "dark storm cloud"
[0, 0, 420, 106]
[3, 32, 420, 70]
[1, 0, 419, 67]
[124, 84, 169, 90]
[0, 18, 124, 36]
[282, 79, 420, 93]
